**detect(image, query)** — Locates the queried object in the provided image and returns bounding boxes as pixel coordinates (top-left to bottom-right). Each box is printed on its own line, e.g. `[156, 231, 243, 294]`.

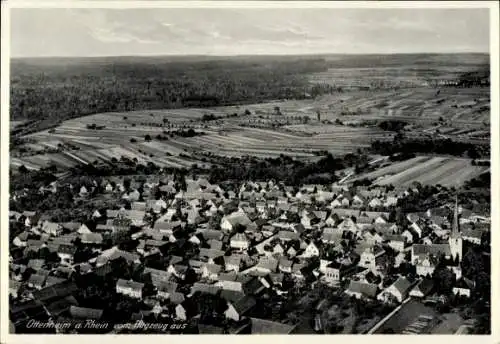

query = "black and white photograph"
[1, 1, 498, 338]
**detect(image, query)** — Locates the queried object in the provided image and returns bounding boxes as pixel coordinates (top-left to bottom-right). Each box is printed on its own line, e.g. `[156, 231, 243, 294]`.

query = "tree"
[145, 134, 152, 142]
[18, 165, 29, 174]
[432, 264, 455, 294]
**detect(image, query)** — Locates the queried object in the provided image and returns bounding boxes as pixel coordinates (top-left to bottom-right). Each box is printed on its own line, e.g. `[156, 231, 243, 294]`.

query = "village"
[8, 173, 491, 334]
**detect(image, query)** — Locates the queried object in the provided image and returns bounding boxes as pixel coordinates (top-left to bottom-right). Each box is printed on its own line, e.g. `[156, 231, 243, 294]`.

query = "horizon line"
[10, 51, 491, 59]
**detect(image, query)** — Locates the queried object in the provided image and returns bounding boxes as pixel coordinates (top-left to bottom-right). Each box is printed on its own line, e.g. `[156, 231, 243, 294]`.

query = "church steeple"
[451, 194, 460, 238]
[449, 194, 463, 262]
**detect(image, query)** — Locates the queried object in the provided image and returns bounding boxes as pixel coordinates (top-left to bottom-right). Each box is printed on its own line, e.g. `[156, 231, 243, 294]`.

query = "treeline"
[207, 152, 368, 186]
[378, 120, 408, 132]
[10, 57, 328, 133]
[371, 137, 490, 158]
[464, 171, 490, 189]
[142, 129, 205, 142]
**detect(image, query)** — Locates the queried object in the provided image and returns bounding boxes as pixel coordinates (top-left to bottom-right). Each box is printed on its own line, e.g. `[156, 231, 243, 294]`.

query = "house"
[190, 282, 222, 296]
[153, 220, 182, 236]
[186, 208, 202, 225]
[188, 234, 203, 246]
[341, 196, 351, 207]
[69, 306, 104, 320]
[41, 221, 62, 236]
[12, 233, 29, 247]
[415, 254, 440, 277]
[199, 248, 225, 264]
[277, 231, 299, 242]
[56, 245, 77, 265]
[175, 299, 199, 321]
[452, 277, 475, 298]
[221, 210, 253, 232]
[301, 241, 320, 258]
[208, 239, 224, 251]
[338, 218, 358, 233]
[105, 183, 114, 193]
[230, 233, 249, 251]
[377, 277, 413, 303]
[27, 259, 45, 271]
[167, 264, 189, 280]
[224, 255, 243, 272]
[362, 229, 384, 246]
[95, 247, 140, 267]
[116, 279, 144, 299]
[461, 229, 482, 245]
[202, 230, 225, 242]
[301, 211, 319, 229]
[273, 243, 285, 255]
[245, 317, 297, 334]
[28, 274, 47, 289]
[385, 235, 406, 252]
[410, 219, 426, 238]
[352, 195, 366, 208]
[384, 195, 399, 207]
[80, 233, 103, 245]
[201, 264, 222, 281]
[77, 224, 92, 235]
[224, 295, 257, 321]
[216, 273, 249, 292]
[253, 256, 279, 274]
[79, 186, 89, 196]
[368, 197, 383, 209]
[330, 198, 343, 209]
[345, 280, 378, 299]
[409, 279, 435, 298]
[320, 261, 350, 283]
[394, 251, 408, 268]
[156, 281, 178, 300]
[278, 257, 293, 273]
[401, 229, 415, 244]
[256, 202, 267, 213]
[358, 246, 387, 271]
[9, 280, 22, 298]
[287, 246, 298, 258]
[143, 267, 172, 286]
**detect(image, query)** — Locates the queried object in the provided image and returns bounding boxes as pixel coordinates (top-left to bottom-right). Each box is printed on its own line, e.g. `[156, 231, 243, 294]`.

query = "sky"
[10, 8, 490, 57]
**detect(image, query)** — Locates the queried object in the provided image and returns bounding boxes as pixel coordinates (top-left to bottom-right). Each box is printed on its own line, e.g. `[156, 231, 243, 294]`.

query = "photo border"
[1, 1, 498, 343]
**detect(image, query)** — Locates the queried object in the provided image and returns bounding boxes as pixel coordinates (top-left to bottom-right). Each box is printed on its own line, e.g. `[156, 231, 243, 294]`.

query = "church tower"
[449, 195, 463, 262]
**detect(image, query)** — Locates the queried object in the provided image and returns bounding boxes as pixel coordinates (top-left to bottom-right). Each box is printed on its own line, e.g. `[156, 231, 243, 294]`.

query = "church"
[411, 197, 462, 277]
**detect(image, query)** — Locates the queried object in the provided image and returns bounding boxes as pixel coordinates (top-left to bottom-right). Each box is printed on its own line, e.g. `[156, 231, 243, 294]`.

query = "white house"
[230, 233, 249, 251]
[116, 279, 144, 299]
[452, 277, 475, 298]
[377, 277, 413, 303]
[345, 280, 378, 299]
[301, 242, 320, 258]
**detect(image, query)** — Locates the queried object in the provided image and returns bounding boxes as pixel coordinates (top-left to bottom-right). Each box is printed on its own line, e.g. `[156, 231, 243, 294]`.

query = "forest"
[10, 57, 328, 134]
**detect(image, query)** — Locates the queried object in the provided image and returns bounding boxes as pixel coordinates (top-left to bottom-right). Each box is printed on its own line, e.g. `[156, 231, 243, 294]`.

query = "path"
[366, 297, 410, 334]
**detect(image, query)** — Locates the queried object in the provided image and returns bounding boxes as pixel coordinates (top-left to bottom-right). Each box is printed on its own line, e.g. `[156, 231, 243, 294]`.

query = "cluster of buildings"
[8, 176, 490, 333]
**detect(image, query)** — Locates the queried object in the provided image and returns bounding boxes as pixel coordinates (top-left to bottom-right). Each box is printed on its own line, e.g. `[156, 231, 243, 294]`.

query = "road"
[366, 297, 410, 334]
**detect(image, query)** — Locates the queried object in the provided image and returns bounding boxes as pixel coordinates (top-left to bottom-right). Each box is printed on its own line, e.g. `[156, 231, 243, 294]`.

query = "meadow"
[350, 155, 489, 188]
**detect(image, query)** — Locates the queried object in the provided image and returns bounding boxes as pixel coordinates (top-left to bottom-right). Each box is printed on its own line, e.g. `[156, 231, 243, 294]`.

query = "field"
[13, 106, 392, 172]
[9, 54, 490, 178]
[350, 155, 489, 188]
